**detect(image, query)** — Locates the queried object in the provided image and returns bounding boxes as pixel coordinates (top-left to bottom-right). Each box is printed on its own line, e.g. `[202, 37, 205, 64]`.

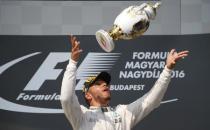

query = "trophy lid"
[96, 30, 114, 52]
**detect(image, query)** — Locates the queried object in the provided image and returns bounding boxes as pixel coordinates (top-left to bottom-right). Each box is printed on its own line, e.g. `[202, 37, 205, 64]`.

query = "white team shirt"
[60, 59, 172, 130]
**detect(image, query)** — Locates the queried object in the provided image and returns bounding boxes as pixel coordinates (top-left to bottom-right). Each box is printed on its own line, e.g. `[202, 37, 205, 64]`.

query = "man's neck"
[90, 104, 109, 107]
[90, 101, 109, 107]
[89, 106, 112, 112]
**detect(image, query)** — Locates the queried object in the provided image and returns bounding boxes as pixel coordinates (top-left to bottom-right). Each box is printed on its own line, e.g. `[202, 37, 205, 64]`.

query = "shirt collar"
[89, 106, 113, 112]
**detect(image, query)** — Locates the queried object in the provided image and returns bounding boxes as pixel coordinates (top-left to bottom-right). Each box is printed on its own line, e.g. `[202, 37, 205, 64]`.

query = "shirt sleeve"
[60, 59, 83, 129]
[127, 66, 172, 128]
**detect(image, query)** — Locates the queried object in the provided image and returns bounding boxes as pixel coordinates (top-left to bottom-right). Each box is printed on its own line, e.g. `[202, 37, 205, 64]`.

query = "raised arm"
[127, 49, 189, 127]
[60, 35, 83, 129]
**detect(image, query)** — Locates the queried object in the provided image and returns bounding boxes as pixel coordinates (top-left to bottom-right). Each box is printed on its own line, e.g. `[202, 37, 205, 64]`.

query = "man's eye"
[94, 83, 101, 85]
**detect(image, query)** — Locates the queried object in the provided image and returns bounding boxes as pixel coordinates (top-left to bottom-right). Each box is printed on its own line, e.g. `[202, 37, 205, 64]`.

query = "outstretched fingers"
[72, 41, 80, 51]
[166, 49, 189, 69]
[175, 50, 189, 60]
[175, 53, 188, 61]
[177, 50, 189, 56]
[69, 35, 83, 61]
[169, 49, 176, 55]
[69, 35, 77, 48]
[74, 49, 83, 55]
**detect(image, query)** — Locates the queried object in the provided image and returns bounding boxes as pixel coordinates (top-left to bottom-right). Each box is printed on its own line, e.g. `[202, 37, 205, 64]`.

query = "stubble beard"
[97, 93, 111, 105]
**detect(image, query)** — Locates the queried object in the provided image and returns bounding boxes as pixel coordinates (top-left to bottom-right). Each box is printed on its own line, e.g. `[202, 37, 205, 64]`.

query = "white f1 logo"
[24, 52, 120, 91]
[24, 52, 69, 91]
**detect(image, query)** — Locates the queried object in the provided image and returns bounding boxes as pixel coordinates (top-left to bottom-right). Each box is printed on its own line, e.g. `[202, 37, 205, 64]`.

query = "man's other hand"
[69, 35, 83, 62]
[166, 49, 189, 70]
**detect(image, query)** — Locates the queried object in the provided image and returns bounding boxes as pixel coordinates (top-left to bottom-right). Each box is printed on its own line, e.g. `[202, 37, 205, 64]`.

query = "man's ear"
[85, 92, 92, 101]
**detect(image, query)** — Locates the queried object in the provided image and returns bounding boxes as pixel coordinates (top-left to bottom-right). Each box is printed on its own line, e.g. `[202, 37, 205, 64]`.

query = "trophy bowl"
[96, 2, 161, 52]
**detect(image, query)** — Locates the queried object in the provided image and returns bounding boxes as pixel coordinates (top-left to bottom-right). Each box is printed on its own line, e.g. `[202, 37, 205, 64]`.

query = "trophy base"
[96, 30, 114, 52]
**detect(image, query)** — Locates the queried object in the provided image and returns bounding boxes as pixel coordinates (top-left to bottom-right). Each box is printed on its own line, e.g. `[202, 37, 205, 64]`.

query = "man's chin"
[104, 92, 111, 99]
[105, 95, 111, 101]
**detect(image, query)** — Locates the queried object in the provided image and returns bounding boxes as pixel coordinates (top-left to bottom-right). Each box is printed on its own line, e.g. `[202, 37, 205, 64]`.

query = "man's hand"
[69, 35, 82, 62]
[166, 49, 189, 70]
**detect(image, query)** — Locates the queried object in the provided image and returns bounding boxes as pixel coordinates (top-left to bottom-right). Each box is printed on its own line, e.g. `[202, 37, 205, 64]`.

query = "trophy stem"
[109, 25, 122, 40]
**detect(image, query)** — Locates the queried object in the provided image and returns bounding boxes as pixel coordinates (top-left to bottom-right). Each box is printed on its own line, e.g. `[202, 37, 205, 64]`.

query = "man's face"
[87, 80, 111, 105]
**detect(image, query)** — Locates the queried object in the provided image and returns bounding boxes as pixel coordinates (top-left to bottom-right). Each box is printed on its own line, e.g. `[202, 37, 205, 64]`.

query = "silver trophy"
[96, 2, 161, 52]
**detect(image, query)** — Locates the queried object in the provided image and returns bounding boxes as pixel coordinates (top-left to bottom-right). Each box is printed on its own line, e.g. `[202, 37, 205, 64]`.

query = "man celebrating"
[60, 36, 189, 130]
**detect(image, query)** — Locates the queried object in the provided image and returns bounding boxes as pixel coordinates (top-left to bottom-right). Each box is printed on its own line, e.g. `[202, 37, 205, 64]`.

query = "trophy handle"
[96, 30, 114, 52]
